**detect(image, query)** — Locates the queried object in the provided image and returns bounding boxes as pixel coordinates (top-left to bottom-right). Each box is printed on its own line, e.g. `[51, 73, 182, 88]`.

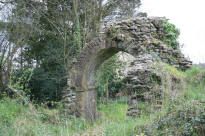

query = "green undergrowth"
[0, 66, 205, 136]
[136, 66, 205, 136]
[161, 19, 180, 49]
[165, 65, 185, 79]
[0, 97, 145, 136]
[0, 97, 170, 136]
[184, 66, 205, 101]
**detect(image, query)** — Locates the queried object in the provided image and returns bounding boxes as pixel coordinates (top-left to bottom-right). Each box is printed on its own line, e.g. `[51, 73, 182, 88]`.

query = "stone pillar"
[75, 88, 99, 121]
[61, 86, 76, 115]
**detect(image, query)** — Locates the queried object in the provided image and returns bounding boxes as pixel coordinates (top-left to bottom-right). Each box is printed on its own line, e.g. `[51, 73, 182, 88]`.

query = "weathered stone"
[63, 17, 192, 120]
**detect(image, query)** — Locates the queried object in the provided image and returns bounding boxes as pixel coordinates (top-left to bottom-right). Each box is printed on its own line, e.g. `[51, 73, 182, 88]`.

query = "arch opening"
[95, 51, 136, 101]
[84, 47, 123, 89]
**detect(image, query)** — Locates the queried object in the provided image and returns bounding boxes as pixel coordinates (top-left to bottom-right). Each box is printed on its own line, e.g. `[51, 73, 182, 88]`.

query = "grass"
[165, 65, 185, 79]
[184, 66, 205, 101]
[0, 98, 192, 136]
[0, 97, 157, 136]
[0, 66, 205, 136]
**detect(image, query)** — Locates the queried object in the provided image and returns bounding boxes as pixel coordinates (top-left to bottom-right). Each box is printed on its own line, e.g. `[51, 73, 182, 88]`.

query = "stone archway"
[65, 17, 192, 120]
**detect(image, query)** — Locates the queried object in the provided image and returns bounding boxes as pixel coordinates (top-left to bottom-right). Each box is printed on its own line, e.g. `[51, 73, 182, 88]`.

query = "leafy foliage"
[134, 66, 205, 136]
[29, 67, 66, 102]
[135, 100, 205, 136]
[11, 66, 66, 103]
[161, 19, 180, 49]
[10, 68, 33, 95]
[10, 33, 68, 102]
[95, 55, 125, 99]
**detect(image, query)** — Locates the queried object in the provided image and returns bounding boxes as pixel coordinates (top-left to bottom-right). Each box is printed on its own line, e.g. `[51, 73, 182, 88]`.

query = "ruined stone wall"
[126, 54, 186, 117]
[105, 18, 192, 70]
[63, 17, 192, 120]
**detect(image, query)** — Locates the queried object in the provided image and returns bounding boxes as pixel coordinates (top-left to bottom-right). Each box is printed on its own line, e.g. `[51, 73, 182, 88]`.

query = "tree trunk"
[0, 68, 5, 96]
[106, 78, 109, 103]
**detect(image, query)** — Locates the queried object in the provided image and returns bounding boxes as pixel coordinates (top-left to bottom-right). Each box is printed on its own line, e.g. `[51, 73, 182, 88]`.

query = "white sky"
[140, 0, 205, 64]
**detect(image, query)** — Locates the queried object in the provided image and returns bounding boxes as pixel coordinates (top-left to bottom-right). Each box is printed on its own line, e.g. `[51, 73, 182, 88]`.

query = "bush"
[134, 99, 205, 136]
[161, 19, 180, 49]
[11, 67, 66, 103]
[134, 66, 205, 136]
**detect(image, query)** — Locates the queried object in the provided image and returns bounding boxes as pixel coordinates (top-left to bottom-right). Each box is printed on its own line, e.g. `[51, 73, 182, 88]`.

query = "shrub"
[135, 100, 205, 136]
[11, 67, 66, 103]
[161, 19, 180, 49]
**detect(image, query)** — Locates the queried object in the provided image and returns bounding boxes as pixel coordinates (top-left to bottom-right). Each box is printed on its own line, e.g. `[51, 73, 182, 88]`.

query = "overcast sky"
[140, 0, 205, 64]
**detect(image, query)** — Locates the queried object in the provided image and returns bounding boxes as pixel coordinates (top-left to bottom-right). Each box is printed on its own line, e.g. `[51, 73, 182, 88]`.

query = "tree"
[0, 0, 141, 102]
[0, 22, 26, 96]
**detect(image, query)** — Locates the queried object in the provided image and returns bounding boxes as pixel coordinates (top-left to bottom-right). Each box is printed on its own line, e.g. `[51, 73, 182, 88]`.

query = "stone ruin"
[62, 17, 192, 120]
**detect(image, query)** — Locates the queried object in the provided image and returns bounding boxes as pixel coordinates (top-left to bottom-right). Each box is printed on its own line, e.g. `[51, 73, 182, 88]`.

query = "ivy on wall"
[161, 20, 180, 49]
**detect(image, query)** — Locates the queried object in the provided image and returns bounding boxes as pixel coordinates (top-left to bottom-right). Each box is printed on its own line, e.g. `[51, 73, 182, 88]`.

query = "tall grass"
[184, 66, 205, 101]
[0, 66, 205, 136]
[0, 97, 157, 136]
